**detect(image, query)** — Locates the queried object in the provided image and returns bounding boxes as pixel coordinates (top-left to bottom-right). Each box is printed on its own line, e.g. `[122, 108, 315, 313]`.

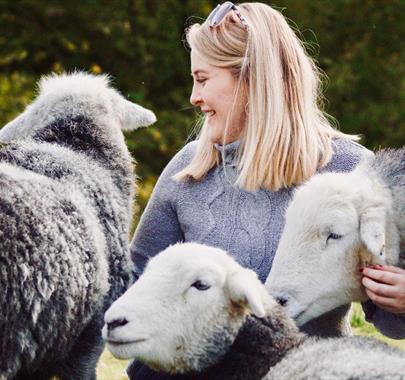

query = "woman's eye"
[327, 233, 342, 242]
[196, 78, 206, 84]
[191, 280, 210, 291]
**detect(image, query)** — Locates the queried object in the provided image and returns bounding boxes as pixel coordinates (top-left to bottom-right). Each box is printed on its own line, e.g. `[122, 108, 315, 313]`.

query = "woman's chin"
[209, 132, 234, 145]
[206, 127, 224, 145]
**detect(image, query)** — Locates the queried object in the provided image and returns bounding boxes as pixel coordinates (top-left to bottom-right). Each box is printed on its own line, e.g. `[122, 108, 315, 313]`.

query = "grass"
[96, 303, 405, 379]
[96, 350, 130, 380]
[349, 302, 405, 350]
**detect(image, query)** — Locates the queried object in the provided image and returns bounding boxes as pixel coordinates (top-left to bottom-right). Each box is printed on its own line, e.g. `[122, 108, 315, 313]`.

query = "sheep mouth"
[107, 338, 147, 347]
[289, 307, 311, 326]
[293, 310, 306, 324]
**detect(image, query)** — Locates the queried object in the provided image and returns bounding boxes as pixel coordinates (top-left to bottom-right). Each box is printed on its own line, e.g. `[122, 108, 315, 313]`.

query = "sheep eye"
[327, 233, 342, 242]
[191, 280, 210, 291]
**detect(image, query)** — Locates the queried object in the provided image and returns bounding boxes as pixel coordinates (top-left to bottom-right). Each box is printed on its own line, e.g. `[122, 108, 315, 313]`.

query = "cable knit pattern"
[131, 138, 371, 283]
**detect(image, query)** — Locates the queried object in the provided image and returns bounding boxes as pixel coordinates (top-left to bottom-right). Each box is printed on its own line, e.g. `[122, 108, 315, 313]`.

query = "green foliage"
[0, 0, 403, 218]
[0, 73, 35, 126]
[97, 350, 129, 380]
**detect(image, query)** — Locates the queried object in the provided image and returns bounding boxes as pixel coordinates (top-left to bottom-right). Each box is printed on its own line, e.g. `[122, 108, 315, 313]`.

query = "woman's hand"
[361, 265, 405, 314]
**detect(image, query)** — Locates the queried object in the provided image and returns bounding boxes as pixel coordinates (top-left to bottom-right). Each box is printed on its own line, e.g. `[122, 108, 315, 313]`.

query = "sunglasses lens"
[208, 2, 235, 27]
[207, 4, 220, 25]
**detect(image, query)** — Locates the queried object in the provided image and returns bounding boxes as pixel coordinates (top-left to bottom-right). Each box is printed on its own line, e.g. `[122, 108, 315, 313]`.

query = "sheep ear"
[359, 205, 386, 262]
[119, 98, 157, 130]
[0, 112, 26, 142]
[227, 269, 266, 318]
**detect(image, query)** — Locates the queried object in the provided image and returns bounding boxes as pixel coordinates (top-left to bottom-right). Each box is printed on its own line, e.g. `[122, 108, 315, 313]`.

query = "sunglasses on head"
[207, 1, 249, 31]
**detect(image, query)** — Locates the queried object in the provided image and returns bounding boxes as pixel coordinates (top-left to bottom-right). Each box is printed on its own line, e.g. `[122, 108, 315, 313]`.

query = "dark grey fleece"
[0, 113, 135, 379]
[180, 308, 305, 380]
[190, 313, 405, 380]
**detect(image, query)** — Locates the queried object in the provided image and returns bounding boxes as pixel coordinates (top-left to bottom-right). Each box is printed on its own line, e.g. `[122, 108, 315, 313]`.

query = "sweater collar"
[214, 140, 241, 166]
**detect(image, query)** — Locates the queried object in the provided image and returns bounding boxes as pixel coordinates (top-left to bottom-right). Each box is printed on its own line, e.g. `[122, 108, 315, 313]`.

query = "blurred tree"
[0, 0, 403, 223]
[280, 0, 405, 149]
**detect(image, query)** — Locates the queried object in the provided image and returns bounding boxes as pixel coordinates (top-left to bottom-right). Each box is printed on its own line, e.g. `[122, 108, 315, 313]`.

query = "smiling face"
[190, 50, 246, 145]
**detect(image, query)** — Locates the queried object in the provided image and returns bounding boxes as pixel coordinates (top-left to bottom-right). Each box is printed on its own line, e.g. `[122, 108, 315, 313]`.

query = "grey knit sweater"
[130, 138, 370, 283]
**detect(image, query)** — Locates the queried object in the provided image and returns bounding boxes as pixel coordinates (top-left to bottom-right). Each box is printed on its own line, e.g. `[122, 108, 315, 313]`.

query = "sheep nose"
[107, 318, 128, 332]
[275, 296, 288, 307]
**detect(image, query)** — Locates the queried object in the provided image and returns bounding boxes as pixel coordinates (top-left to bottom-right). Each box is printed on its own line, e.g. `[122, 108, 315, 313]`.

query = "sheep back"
[266, 336, 405, 380]
[0, 160, 109, 378]
[0, 116, 135, 302]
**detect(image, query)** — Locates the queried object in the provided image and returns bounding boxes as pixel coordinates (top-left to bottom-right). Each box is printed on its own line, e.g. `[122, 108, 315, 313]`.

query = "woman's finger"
[376, 265, 405, 275]
[365, 288, 398, 308]
[365, 288, 405, 313]
[362, 277, 397, 297]
[362, 267, 399, 285]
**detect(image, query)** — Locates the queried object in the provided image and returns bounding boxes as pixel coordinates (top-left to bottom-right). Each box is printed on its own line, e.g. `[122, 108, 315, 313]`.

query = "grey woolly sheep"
[104, 243, 405, 380]
[266, 148, 405, 328]
[0, 72, 156, 380]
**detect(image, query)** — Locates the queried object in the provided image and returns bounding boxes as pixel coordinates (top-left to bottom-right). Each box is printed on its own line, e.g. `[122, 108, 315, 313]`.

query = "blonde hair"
[175, 2, 359, 191]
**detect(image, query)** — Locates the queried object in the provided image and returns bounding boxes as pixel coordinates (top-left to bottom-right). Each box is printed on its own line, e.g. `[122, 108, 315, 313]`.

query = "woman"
[127, 2, 384, 378]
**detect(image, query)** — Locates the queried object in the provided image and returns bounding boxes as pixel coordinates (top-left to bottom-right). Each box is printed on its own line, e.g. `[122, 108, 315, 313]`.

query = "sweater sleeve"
[362, 300, 405, 339]
[130, 142, 197, 277]
[321, 138, 374, 173]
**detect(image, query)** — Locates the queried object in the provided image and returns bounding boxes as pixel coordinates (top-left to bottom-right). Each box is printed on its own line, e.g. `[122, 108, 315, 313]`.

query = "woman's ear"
[227, 268, 266, 318]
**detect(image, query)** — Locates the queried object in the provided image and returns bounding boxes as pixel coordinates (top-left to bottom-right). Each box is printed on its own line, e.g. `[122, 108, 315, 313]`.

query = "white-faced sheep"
[266, 148, 404, 328]
[0, 72, 156, 380]
[103, 242, 405, 380]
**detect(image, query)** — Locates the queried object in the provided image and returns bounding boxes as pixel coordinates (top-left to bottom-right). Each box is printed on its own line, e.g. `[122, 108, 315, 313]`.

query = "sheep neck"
[182, 309, 306, 380]
[31, 115, 133, 196]
[37, 115, 121, 158]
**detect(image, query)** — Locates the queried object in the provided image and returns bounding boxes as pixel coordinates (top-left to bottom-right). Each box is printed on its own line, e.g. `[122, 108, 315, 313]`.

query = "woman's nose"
[190, 86, 202, 106]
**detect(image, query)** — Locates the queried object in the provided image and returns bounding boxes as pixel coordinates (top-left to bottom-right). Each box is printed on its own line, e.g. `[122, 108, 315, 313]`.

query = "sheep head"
[266, 168, 399, 326]
[102, 243, 272, 374]
[0, 72, 156, 143]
